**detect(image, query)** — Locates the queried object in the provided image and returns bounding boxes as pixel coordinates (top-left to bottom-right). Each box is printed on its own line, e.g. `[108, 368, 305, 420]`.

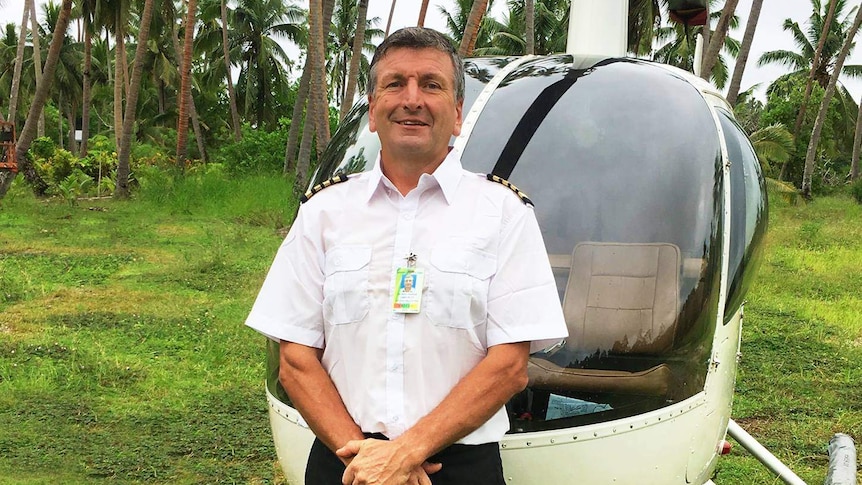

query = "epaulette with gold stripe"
[486, 174, 533, 206]
[300, 174, 351, 203]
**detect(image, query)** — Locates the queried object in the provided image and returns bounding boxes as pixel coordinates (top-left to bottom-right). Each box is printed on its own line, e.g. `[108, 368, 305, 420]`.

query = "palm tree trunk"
[114, 16, 124, 148]
[8, 0, 74, 198]
[221, 0, 241, 141]
[801, 3, 862, 199]
[313, 0, 334, 156]
[726, 0, 763, 106]
[296, 0, 332, 189]
[339, 0, 368, 121]
[459, 0, 489, 57]
[792, 0, 838, 142]
[296, 0, 323, 190]
[525, 0, 535, 55]
[284, 55, 312, 174]
[176, 0, 198, 170]
[417, 0, 430, 27]
[700, 0, 739, 81]
[115, 0, 155, 199]
[80, 19, 93, 156]
[7, 2, 30, 122]
[170, 18, 206, 164]
[29, 0, 46, 139]
[385, 0, 397, 38]
[850, 96, 862, 182]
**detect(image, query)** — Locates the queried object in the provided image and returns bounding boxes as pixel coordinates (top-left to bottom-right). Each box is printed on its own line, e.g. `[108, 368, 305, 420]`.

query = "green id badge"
[392, 267, 424, 313]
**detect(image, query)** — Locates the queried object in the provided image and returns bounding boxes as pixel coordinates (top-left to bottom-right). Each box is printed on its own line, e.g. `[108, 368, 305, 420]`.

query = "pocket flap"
[430, 247, 497, 279]
[324, 246, 372, 275]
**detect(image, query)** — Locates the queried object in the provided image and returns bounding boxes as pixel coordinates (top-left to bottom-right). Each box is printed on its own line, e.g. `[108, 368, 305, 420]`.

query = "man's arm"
[279, 341, 365, 458]
[338, 341, 530, 483]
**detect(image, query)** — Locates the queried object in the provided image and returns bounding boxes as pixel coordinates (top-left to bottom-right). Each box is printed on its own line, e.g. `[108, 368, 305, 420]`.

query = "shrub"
[212, 124, 288, 175]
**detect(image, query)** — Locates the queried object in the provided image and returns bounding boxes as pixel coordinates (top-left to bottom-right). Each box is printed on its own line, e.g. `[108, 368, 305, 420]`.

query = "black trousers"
[305, 435, 506, 485]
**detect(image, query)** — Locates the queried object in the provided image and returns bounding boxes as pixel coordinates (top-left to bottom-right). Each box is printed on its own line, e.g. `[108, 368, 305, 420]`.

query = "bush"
[851, 178, 862, 204]
[212, 124, 288, 175]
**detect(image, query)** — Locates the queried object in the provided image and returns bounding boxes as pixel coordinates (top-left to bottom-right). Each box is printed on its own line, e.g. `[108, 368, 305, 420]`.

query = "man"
[246, 28, 567, 485]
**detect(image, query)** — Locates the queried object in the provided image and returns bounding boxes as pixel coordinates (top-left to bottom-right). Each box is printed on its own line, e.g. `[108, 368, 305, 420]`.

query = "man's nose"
[402, 80, 423, 110]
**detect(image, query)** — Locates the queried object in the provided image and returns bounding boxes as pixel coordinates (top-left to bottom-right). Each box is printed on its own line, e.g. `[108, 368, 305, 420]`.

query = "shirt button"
[402, 212, 413, 220]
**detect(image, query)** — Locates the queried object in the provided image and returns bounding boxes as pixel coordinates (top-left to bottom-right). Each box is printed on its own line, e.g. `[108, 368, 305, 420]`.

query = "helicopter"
[254, 1, 827, 483]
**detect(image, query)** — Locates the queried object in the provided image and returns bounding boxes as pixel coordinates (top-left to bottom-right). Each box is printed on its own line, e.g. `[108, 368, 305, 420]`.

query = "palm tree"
[284, 56, 311, 174]
[418, 0, 430, 27]
[792, 0, 838, 139]
[385, 0, 396, 37]
[338, 0, 367, 119]
[176, 0, 199, 169]
[654, 7, 740, 88]
[232, 0, 304, 128]
[31, 0, 46, 138]
[42, 0, 83, 153]
[7, 1, 30, 123]
[700, 0, 739, 80]
[296, 0, 334, 190]
[758, 0, 862, 179]
[220, 0, 241, 140]
[7, 0, 74, 198]
[115, 0, 155, 199]
[439, 0, 497, 52]
[758, 0, 862, 93]
[460, 0, 490, 56]
[335, 0, 381, 119]
[628, 0, 661, 57]
[477, 0, 569, 56]
[79, 0, 99, 156]
[726, 0, 763, 106]
[801, 1, 862, 199]
[749, 123, 795, 177]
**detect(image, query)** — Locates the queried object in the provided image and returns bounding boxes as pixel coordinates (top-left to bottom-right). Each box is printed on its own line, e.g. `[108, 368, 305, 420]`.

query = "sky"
[1, 0, 861, 101]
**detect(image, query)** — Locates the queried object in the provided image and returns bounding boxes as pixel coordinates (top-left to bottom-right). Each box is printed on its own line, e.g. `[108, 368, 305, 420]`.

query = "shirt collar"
[363, 148, 463, 205]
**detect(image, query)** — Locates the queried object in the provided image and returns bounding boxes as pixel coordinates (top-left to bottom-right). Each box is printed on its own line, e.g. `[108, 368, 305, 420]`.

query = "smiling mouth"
[396, 120, 429, 127]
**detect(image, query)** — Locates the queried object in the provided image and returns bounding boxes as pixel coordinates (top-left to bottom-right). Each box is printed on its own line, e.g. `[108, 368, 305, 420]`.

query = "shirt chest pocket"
[323, 246, 372, 325]
[426, 247, 497, 329]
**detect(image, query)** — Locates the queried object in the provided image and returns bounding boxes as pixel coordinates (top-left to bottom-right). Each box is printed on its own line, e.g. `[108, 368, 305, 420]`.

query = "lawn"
[0, 172, 860, 484]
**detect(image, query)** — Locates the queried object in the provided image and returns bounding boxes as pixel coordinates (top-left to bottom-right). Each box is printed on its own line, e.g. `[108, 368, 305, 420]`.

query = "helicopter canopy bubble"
[267, 55, 767, 434]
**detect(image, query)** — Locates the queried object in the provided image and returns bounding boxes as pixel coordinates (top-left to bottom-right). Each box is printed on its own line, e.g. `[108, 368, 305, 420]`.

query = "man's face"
[368, 47, 463, 164]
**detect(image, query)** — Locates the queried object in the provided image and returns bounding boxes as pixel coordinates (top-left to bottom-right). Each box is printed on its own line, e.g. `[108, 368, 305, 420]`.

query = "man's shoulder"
[300, 173, 355, 204]
[466, 172, 534, 207]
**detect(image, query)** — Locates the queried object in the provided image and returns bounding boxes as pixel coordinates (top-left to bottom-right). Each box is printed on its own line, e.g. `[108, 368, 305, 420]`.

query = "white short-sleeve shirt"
[246, 149, 568, 444]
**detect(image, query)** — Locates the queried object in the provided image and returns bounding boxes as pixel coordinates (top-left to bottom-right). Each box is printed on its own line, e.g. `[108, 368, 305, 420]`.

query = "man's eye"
[425, 83, 441, 90]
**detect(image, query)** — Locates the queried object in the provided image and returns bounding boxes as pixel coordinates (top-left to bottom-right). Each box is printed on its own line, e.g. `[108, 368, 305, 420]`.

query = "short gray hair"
[368, 27, 465, 103]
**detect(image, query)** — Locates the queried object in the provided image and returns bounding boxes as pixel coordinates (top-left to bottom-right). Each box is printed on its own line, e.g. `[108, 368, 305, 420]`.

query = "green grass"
[0, 173, 295, 484]
[1, 175, 860, 484]
[713, 192, 862, 484]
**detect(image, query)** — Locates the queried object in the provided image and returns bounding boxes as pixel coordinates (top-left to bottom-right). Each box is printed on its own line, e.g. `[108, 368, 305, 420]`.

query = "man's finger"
[335, 439, 364, 458]
[341, 463, 355, 485]
[422, 461, 443, 475]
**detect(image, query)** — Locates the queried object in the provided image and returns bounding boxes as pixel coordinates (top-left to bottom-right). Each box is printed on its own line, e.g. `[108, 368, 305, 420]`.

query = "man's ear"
[452, 100, 464, 137]
[367, 95, 378, 133]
